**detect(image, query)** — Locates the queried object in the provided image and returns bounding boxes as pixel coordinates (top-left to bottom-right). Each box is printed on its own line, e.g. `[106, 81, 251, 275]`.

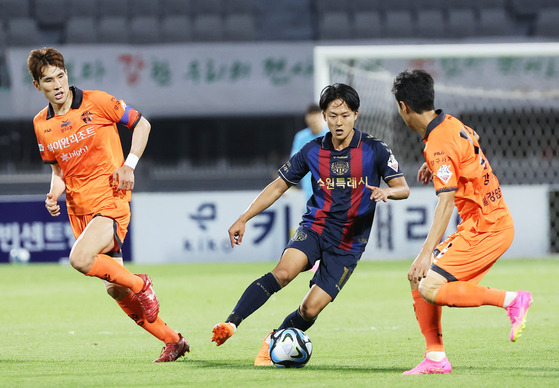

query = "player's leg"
[70, 215, 159, 323]
[212, 247, 309, 346]
[253, 285, 331, 366]
[403, 275, 450, 375]
[105, 256, 189, 363]
[424, 228, 531, 339]
[255, 247, 358, 366]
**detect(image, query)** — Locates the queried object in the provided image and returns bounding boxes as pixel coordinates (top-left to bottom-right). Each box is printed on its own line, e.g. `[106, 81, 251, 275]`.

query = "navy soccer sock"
[226, 272, 282, 327]
[278, 308, 316, 332]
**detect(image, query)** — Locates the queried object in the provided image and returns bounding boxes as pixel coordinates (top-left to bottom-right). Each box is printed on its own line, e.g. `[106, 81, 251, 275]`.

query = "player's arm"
[45, 163, 65, 217]
[228, 177, 290, 247]
[408, 190, 455, 283]
[366, 176, 409, 202]
[417, 162, 433, 185]
[112, 116, 151, 191]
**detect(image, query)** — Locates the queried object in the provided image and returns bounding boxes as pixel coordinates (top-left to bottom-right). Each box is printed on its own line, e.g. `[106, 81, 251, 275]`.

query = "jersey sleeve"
[375, 140, 404, 182]
[33, 116, 56, 164]
[91, 91, 142, 129]
[278, 142, 312, 186]
[425, 135, 459, 194]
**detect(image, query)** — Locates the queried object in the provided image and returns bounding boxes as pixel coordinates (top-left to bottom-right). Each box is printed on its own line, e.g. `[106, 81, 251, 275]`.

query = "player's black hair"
[391, 69, 435, 113]
[319, 83, 360, 112]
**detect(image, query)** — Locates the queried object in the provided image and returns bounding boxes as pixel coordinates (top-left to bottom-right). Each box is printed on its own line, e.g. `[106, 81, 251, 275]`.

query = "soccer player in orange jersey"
[28, 48, 189, 362]
[392, 70, 532, 375]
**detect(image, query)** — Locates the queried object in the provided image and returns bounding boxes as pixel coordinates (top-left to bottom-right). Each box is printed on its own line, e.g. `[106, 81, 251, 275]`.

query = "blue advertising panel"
[0, 196, 131, 263]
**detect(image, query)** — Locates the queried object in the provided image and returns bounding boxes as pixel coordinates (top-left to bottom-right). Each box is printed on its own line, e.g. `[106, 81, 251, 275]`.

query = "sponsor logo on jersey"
[60, 146, 89, 162]
[436, 165, 453, 184]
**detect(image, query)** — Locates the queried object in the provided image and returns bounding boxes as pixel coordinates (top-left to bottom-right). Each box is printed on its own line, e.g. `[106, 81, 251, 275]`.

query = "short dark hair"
[391, 70, 435, 113]
[319, 83, 360, 112]
[27, 47, 66, 82]
[306, 103, 321, 114]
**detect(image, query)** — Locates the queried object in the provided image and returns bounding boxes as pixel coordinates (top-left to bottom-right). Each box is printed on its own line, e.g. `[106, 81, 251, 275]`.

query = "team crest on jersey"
[331, 160, 349, 175]
[436, 165, 453, 184]
[292, 229, 308, 242]
[387, 154, 399, 171]
[81, 111, 93, 124]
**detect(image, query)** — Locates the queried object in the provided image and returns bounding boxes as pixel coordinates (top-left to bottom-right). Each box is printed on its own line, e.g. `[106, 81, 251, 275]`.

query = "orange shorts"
[68, 200, 131, 252]
[431, 226, 514, 284]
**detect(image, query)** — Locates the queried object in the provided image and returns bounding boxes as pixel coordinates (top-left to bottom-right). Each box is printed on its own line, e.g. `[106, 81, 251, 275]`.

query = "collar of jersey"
[422, 109, 446, 141]
[322, 128, 362, 150]
[46, 86, 84, 119]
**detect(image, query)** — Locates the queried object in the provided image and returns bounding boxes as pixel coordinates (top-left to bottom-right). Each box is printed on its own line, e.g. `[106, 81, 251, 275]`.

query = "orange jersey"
[423, 110, 513, 232]
[33, 87, 141, 215]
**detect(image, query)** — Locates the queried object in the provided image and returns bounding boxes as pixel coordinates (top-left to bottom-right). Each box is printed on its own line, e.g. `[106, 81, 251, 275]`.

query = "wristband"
[124, 153, 139, 169]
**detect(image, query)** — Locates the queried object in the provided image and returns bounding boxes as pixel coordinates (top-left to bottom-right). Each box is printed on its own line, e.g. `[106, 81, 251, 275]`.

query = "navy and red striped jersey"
[278, 129, 403, 253]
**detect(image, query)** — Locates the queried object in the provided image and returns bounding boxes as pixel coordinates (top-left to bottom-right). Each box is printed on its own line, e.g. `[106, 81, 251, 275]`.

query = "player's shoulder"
[303, 135, 323, 149]
[33, 106, 49, 124]
[360, 132, 392, 151]
[83, 89, 116, 102]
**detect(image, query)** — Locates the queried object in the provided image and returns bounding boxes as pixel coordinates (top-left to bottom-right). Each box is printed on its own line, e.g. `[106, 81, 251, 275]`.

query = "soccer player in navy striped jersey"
[211, 83, 410, 365]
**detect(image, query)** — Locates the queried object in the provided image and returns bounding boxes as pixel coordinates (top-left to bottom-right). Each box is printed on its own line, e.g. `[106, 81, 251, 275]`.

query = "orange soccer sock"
[411, 289, 444, 352]
[86, 254, 144, 293]
[117, 292, 180, 344]
[434, 281, 506, 308]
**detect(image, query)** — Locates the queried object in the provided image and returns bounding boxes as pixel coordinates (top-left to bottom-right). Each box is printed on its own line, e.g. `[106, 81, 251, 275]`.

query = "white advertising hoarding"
[5, 43, 314, 119]
[131, 185, 549, 264]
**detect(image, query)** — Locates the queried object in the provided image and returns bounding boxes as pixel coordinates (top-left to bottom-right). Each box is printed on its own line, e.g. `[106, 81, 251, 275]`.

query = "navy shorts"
[286, 226, 361, 300]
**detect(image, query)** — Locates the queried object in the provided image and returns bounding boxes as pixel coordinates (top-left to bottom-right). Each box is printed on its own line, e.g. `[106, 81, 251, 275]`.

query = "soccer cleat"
[254, 332, 273, 366]
[506, 290, 533, 342]
[135, 274, 160, 324]
[153, 333, 190, 363]
[402, 356, 452, 375]
[212, 322, 236, 346]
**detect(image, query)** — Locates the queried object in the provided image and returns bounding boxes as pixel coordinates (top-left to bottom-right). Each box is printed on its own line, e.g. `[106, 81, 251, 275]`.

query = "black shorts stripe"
[430, 263, 458, 282]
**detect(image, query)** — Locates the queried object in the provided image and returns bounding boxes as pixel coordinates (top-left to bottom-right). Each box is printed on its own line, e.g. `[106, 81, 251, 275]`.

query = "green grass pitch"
[1, 258, 558, 387]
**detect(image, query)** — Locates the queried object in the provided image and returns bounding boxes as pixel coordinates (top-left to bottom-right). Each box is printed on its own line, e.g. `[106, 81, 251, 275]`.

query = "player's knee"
[418, 280, 440, 304]
[68, 249, 93, 273]
[299, 304, 319, 321]
[271, 269, 294, 287]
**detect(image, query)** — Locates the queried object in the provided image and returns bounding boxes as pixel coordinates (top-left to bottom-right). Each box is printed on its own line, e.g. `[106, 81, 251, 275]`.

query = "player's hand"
[407, 252, 433, 284]
[417, 162, 433, 185]
[45, 192, 61, 217]
[112, 165, 135, 191]
[228, 219, 246, 248]
[366, 184, 389, 202]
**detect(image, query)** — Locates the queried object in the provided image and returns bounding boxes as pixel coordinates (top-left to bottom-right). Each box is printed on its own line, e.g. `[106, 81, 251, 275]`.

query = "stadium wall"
[0, 186, 555, 264]
[0, 187, 549, 264]
[129, 186, 548, 263]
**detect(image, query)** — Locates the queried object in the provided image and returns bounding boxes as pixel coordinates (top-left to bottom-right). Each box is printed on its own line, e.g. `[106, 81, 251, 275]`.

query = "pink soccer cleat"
[403, 356, 452, 375]
[506, 290, 533, 342]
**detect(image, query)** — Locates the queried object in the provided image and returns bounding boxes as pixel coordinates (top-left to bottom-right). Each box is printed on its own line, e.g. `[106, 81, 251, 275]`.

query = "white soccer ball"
[9, 248, 31, 264]
[269, 328, 312, 368]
